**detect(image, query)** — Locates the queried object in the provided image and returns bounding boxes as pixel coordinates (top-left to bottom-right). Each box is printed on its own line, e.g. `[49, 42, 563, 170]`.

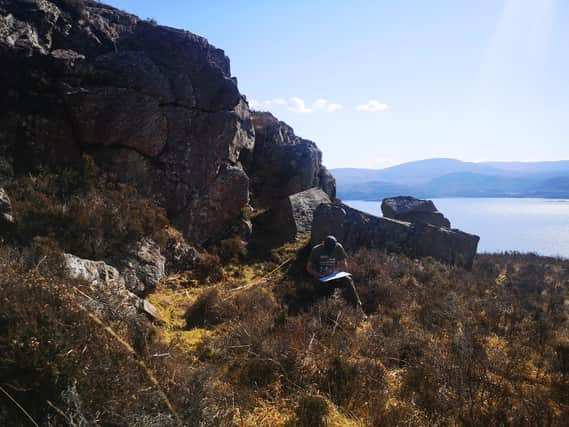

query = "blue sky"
[105, 0, 568, 168]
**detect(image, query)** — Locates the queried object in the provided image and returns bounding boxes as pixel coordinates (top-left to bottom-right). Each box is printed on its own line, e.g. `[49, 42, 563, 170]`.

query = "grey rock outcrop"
[246, 112, 336, 209]
[120, 238, 165, 296]
[63, 252, 139, 316]
[63, 252, 160, 318]
[164, 239, 198, 275]
[311, 202, 479, 269]
[0, 0, 254, 244]
[64, 252, 127, 295]
[381, 196, 451, 228]
[253, 187, 331, 246]
[0, 187, 14, 227]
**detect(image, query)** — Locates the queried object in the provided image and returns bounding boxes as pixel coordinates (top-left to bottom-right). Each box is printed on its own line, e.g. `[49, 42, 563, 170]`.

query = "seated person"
[306, 235, 365, 314]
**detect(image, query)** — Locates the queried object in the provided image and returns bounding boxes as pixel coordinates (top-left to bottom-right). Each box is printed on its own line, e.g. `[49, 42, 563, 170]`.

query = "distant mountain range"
[332, 158, 569, 200]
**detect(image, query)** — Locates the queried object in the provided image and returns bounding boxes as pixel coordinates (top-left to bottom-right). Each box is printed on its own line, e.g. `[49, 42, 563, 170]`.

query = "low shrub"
[324, 356, 359, 405]
[0, 263, 151, 424]
[286, 394, 328, 427]
[7, 172, 169, 261]
[215, 236, 247, 264]
[192, 252, 224, 284]
[185, 288, 236, 329]
[236, 358, 280, 388]
[186, 286, 278, 331]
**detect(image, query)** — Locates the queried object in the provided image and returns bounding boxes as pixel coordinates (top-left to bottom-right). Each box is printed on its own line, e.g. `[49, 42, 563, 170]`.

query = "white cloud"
[326, 103, 343, 112]
[356, 99, 389, 112]
[312, 98, 343, 112]
[249, 97, 343, 113]
[313, 98, 328, 109]
[288, 97, 312, 113]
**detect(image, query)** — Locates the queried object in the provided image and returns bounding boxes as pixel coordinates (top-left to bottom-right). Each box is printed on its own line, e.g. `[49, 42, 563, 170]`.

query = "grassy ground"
[2, 235, 569, 425]
[143, 245, 569, 426]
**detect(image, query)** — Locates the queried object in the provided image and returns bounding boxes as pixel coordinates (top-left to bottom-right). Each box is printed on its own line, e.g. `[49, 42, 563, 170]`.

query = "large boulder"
[0, 0, 254, 244]
[0, 187, 14, 227]
[253, 187, 331, 246]
[120, 238, 166, 296]
[311, 202, 479, 269]
[246, 112, 336, 209]
[381, 196, 451, 228]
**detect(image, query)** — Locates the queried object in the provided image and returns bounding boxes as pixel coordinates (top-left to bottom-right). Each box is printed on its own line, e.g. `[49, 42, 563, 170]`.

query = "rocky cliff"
[0, 0, 336, 246]
[0, 0, 256, 244]
[246, 111, 336, 209]
[1, 0, 480, 270]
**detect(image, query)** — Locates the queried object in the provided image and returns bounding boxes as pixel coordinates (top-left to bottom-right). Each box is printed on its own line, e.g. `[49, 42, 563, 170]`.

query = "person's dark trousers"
[315, 276, 363, 309]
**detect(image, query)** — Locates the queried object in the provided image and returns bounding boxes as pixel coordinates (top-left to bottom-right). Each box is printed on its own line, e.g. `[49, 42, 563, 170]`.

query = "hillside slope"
[334, 159, 569, 200]
[1, 1, 567, 426]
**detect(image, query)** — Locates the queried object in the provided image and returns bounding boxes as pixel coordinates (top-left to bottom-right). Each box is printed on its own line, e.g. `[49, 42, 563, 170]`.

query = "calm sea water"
[345, 198, 569, 258]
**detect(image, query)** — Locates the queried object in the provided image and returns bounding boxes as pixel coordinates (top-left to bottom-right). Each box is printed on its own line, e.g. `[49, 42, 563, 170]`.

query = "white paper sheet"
[319, 271, 352, 282]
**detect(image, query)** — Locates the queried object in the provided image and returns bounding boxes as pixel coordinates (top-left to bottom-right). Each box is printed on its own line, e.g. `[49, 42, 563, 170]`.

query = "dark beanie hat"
[324, 235, 337, 252]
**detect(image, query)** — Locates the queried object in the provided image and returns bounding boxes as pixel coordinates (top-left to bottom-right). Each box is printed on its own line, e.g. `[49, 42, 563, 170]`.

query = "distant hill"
[333, 159, 569, 200]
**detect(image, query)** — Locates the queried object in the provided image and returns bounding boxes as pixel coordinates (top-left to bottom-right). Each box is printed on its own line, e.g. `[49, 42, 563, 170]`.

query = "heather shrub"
[192, 252, 224, 284]
[0, 263, 160, 424]
[0, 245, 213, 425]
[214, 236, 247, 264]
[185, 288, 237, 329]
[286, 395, 328, 427]
[26, 236, 66, 275]
[7, 173, 169, 261]
[555, 341, 569, 375]
[275, 277, 321, 314]
[324, 356, 359, 405]
[235, 357, 280, 388]
[185, 287, 279, 330]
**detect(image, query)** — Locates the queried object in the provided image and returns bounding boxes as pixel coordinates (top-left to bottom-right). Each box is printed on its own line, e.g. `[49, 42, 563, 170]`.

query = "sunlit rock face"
[312, 202, 479, 269]
[0, 0, 254, 244]
[246, 111, 336, 209]
[381, 196, 451, 228]
[252, 187, 331, 247]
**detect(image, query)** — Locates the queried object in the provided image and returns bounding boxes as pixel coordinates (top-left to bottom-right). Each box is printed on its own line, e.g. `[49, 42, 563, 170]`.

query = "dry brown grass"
[3, 182, 569, 426]
[6, 168, 169, 262]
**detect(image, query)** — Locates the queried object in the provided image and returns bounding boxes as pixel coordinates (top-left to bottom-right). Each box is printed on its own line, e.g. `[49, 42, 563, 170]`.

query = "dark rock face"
[253, 187, 330, 246]
[0, 0, 254, 244]
[120, 238, 165, 296]
[318, 166, 337, 200]
[381, 196, 451, 228]
[312, 202, 479, 269]
[247, 112, 336, 209]
[0, 187, 14, 227]
[164, 239, 198, 275]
